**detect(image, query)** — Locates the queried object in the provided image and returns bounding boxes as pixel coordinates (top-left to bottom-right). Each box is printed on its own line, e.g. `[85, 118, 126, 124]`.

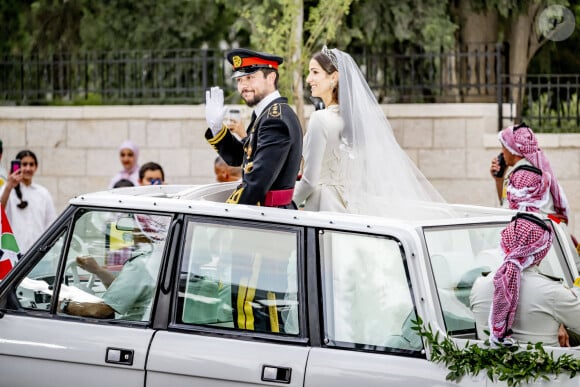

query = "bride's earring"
[330, 80, 335, 89]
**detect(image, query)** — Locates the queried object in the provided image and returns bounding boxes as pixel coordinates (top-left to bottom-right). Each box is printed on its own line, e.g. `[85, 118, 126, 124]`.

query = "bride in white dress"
[293, 50, 347, 212]
[294, 46, 447, 217]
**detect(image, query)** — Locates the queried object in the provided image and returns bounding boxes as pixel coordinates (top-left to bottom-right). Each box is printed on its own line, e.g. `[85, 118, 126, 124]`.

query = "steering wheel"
[64, 235, 96, 294]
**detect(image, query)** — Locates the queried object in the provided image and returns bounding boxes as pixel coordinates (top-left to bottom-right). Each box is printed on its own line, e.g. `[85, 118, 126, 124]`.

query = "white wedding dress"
[293, 105, 347, 212]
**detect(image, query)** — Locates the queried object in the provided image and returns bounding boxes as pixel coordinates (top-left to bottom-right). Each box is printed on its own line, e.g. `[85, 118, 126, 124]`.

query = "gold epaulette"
[267, 103, 282, 118]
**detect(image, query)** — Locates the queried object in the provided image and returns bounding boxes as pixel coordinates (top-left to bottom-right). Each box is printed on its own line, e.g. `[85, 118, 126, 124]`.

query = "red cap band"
[234, 56, 279, 70]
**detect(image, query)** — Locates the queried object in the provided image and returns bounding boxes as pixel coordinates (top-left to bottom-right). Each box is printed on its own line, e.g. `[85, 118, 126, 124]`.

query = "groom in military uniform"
[205, 48, 303, 208]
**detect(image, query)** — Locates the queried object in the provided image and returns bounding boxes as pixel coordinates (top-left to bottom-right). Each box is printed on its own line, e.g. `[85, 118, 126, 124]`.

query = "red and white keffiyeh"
[499, 124, 569, 222]
[506, 165, 550, 212]
[489, 214, 553, 344]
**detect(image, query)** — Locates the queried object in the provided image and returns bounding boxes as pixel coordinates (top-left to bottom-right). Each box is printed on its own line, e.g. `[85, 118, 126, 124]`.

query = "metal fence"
[0, 47, 578, 131]
[500, 74, 580, 132]
[0, 49, 226, 105]
[359, 43, 505, 104]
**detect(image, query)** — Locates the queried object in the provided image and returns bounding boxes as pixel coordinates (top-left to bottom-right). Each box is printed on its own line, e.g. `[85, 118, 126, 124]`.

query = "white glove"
[205, 87, 227, 135]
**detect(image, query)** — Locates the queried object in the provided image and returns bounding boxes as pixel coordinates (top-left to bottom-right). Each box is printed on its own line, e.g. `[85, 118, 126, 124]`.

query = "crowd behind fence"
[0, 47, 578, 132]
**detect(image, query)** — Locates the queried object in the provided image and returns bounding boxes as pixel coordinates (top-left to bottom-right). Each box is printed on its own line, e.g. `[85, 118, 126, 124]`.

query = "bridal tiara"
[321, 45, 338, 69]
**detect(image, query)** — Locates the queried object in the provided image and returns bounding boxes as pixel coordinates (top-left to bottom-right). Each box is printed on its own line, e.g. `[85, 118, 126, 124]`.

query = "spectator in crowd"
[214, 156, 242, 183]
[109, 140, 140, 188]
[139, 161, 165, 185]
[0, 150, 57, 253]
[0, 140, 7, 188]
[470, 212, 580, 347]
[490, 123, 569, 223]
[100, 162, 165, 267]
[112, 178, 135, 188]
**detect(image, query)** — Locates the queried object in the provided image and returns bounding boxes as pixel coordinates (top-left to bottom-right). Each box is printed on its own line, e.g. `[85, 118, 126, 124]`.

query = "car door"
[0, 208, 172, 387]
[305, 229, 486, 387]
[146, 217, 309, 386]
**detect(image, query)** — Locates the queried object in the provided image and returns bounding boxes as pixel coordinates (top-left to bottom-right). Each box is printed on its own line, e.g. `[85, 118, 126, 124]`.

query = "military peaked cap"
[226, 48, 283, 79]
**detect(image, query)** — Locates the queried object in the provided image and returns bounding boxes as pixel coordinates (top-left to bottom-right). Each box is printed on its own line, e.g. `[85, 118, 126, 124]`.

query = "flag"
[0, 205, 20, 279]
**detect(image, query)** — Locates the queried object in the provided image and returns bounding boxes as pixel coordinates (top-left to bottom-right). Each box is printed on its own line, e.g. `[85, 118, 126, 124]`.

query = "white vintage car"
[0, 183, 578, 387]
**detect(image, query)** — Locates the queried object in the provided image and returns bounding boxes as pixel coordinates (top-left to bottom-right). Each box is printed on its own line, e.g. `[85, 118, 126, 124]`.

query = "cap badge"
[232, 56, 242, 69]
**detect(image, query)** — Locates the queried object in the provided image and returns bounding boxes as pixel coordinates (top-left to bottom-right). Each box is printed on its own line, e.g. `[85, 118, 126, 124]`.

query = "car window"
[16, 231, 67, 311]
[320, 230, 421, 353]
[424, 222, 567, 338]
[177, 221, 300, 335]
[14, 210, 171, 322]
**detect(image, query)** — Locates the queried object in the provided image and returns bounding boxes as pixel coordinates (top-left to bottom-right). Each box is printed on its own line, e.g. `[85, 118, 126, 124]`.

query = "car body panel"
[147, 331, 308, 386]
[0, 314, 152, 387]
[305, 348, 485, 387]
[0, 184, 577, 386]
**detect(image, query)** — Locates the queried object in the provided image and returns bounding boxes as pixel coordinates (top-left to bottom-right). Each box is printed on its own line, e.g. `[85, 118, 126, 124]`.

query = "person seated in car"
[60, 214, 169, 321]
[470, 213, 580, 347]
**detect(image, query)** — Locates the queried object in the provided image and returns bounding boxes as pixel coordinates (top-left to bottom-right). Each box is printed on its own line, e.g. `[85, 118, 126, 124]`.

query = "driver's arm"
[64, 300, 115, 319]
[76, 256, 116, 288]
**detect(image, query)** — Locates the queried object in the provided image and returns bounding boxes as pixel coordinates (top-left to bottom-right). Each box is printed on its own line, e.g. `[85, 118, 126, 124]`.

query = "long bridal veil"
[332, 48, 452, 219]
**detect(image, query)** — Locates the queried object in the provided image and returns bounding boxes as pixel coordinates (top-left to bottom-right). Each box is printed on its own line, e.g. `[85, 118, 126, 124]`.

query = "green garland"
[411, 317, 580, 387]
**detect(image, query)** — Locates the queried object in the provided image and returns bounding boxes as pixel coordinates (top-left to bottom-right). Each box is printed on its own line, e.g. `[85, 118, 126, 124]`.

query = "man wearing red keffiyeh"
[506, 165, 551, 213]
[490, 123, 569, 223]
[470, 213, 580, 347]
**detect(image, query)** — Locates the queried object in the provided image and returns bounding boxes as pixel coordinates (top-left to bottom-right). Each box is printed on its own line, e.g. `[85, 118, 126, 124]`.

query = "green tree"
[345, 1, 457, 54]
[221, 0, 353, 128]
[80, 0, 235, 51]
[453, 0, 571, 116]
[0, 0, 34, 55]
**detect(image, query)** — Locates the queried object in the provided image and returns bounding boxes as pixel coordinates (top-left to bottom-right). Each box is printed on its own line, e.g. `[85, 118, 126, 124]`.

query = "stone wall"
[1, 104, 579, 235]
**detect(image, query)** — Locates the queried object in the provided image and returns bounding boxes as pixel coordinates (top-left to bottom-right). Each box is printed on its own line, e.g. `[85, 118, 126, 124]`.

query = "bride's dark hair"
[312, 51, 339, 104]
[13, 150, 38, 210]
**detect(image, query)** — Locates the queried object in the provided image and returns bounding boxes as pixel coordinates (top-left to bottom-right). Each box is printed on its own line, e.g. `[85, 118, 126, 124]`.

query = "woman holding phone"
[0, 150, 56, 253]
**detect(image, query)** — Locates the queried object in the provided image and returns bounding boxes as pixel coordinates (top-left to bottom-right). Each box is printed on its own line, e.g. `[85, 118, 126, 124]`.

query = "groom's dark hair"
[260, 68, 279, 89]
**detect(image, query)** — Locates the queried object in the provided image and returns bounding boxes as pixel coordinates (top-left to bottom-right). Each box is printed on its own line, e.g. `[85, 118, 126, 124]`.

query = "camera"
[10, 159, 21, 174]
[493, 153, 507, 178]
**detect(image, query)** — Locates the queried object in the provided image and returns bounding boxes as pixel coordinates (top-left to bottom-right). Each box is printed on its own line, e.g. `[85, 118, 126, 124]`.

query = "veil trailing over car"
[331, 47, 452, 219]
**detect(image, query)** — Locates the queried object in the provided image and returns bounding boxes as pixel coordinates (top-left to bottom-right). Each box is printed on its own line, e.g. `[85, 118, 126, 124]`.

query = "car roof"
[69, 183, 518, 234]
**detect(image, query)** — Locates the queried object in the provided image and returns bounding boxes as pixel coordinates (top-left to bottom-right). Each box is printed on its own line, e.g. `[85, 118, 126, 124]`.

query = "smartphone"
[493, 153, 507, 178]
[10, 159, 21, 174]
[226, 108, 241, 123]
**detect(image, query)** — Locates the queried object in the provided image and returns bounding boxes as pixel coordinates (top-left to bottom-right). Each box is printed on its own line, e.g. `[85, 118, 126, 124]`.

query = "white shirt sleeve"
[550, 284, 580, 334]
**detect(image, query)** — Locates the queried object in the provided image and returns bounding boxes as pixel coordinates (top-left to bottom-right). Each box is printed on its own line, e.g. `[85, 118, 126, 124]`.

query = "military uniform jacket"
[205, 97, 303, 206]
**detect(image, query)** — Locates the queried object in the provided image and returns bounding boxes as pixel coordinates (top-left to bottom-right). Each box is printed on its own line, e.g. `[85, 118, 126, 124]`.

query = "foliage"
[412, 316, 580, 387]
[346, 1, 457, 54]
[47, 93, 103, 106]
[222, 0, 353, 101]
[529, 2, 580, 74]
[79, 0, 235, 51]
[524, 93, 579, 133]
[0, 0, 34, 54]
[4, 0, 237, 54]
